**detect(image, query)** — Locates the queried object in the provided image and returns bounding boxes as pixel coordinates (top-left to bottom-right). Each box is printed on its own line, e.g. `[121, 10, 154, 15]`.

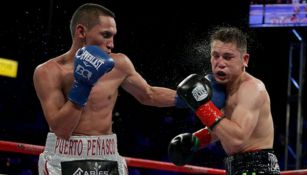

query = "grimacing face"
[210, 40, 249, 84]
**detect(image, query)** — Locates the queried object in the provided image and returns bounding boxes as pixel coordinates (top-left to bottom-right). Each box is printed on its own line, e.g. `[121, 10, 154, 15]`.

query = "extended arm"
[120, 54, 176, 107]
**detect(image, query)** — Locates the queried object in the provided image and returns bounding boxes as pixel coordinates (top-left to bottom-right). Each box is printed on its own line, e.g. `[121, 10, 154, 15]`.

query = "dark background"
[0, 0, 306, 174]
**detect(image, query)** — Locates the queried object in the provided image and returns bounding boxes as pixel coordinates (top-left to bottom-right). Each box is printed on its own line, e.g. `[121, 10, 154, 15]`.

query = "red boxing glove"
[193, 127, 212, 149]
[195, 101, 224, 130]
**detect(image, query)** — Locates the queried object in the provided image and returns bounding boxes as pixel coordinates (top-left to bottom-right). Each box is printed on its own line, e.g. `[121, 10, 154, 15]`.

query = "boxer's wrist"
[175, 94, 188, 108]
[193, 127, 211, 149]
[195, 101, 224, 130]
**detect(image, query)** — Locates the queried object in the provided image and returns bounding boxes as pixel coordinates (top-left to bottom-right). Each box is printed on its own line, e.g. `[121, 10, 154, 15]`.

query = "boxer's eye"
[101, 31, 113, 39]
[222, 54, 234, 61]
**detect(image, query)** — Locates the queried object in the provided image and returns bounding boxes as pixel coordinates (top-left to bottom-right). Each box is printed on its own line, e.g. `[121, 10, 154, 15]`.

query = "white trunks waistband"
[44, 132, 119, 159]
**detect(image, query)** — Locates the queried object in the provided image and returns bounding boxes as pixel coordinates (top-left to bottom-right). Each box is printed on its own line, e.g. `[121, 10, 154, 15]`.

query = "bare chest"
[223, 94, 237, 118]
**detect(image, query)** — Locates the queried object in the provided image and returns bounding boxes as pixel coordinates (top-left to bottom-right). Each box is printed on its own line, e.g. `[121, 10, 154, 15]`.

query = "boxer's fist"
[177, 74, 224, 129]
[68, 45, 114, 106]
[168, 133, 198, 166]
[175, 74, 225, 109]
[177, 74, 214, 110]
[175, 94, 188, 108]
[205, 74, 226, 109]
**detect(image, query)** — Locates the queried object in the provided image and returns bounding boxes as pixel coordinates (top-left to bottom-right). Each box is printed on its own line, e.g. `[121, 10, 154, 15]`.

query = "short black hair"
[70, 3, 115, 37]
[210, 26, 247, 53]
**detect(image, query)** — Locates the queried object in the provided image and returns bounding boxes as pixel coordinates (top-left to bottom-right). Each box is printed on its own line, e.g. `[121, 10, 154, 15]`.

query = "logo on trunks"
[192, 84, 209, 101]
[54, 137, 116, 156]
[61, 160, 119, 175]
[268, 153, 280, 172]
[72, 163, 109, 175]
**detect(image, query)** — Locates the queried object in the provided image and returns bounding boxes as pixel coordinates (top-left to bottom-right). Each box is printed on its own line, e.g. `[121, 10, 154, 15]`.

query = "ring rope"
[0, 140, 225, 174]
[1, 140, 307, 175]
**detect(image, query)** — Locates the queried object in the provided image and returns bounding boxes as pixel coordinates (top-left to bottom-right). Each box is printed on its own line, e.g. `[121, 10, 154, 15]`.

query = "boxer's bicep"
[119, 55, 152, 103]
[231, 83, 264, 137]
[33, 65, 66, 118]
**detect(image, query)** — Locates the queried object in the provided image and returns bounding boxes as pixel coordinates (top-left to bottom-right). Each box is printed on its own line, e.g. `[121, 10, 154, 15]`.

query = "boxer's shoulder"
[109, 52, 129, 62]
[109, 52, 135, 73]
[34, 57, 69, 82]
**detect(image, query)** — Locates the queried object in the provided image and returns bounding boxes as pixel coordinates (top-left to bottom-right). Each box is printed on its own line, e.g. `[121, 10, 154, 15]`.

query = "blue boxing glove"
[175, 94, 188, 108]
[175, 74, 225, 109]
[205, 73, 226, 109]
[68, 45, 115, 106]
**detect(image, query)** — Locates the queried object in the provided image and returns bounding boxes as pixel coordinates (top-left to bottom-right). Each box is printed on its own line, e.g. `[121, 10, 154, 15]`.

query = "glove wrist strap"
[195, 101, 224, 131]
[193, 127, 211, 149]
[175, 94, 188, 108]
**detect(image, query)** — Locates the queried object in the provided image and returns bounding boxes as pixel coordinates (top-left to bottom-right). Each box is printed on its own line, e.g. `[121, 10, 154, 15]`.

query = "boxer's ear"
[243, 53, 249, 68]
[75, 24, 87, 38]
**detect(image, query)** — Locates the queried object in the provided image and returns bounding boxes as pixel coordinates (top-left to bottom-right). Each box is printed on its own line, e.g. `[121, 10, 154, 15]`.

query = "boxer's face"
[210, 40, 247, 84]
[85, 15, 117, 54]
